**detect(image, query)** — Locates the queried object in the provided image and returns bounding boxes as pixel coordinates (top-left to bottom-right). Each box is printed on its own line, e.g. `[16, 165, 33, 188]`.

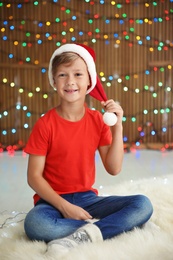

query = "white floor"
[0, 149, 173, 213]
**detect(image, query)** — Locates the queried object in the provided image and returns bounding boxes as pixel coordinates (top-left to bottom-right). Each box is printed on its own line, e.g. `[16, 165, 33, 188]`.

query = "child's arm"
[99, 100, 124, 175]
[27, 154, 92, 220]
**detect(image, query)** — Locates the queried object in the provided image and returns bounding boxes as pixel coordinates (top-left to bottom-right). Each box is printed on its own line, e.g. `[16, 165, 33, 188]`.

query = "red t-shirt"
[24, 107, 112, 204]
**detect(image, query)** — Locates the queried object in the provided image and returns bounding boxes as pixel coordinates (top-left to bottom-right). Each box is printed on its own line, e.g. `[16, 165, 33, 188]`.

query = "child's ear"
[88, 75, 91, 88]
[87, 84, 91, 91]
[87, 78, 91, 90]
[53, 78, 56, 86]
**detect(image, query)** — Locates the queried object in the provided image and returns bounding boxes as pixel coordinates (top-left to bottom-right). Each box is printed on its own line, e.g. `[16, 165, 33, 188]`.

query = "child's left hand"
[101, 99, 124, 122]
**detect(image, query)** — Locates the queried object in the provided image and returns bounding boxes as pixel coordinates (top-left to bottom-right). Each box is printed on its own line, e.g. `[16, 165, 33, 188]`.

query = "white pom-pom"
[103, 112, 117, 126]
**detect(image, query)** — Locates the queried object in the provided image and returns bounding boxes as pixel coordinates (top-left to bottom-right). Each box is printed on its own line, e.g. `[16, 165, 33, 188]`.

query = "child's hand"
[60, 201, 92, 220]
[101, 99, 123, 122]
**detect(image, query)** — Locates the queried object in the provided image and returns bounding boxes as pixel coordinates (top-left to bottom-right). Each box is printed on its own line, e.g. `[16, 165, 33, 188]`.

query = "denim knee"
[24, 208, 54, 242]
[135, 194, 153, 222]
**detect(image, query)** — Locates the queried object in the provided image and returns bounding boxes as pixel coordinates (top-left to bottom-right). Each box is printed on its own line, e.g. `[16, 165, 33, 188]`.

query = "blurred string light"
[1, 77, 172, 142]
[1, 66, 172, 97]
[1, 26, 172, 50]
[0, 1, 173, 47]
[131, 120, 173, 152]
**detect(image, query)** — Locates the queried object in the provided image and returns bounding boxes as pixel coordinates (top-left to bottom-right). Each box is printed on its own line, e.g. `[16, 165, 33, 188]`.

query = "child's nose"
[66, 75, 75, 86]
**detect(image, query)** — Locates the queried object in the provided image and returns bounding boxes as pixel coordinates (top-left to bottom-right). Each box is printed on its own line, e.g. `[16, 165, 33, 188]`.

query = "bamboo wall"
[0, 0, 173, 151]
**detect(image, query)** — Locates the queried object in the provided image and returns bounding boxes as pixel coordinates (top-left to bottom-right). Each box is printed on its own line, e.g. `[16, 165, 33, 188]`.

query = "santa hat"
[48, 43, 107, 101]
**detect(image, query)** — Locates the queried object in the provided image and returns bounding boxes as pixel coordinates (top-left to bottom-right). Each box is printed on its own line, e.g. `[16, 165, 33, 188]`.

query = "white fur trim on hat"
[48, 43, 97, 94]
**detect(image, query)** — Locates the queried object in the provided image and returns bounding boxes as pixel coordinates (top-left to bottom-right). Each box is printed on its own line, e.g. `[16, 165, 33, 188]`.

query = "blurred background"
[0, 0, 173, 152]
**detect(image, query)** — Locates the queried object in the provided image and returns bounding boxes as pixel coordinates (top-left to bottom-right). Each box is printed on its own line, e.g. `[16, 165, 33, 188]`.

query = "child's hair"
[52, 52, 82, 79]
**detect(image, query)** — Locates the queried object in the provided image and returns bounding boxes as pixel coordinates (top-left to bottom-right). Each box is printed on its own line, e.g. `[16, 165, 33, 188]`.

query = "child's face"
[53, 57, 90, 103]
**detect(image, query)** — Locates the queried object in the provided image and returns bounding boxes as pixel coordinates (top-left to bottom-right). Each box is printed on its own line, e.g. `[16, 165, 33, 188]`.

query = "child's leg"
[24, 201, 86, 242]
[24, 192, 153, 242]
[85, 194, 153, 240]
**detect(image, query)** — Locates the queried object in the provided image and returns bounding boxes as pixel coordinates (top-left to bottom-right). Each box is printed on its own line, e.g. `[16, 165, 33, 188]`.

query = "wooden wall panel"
[0, 1, 172, 150]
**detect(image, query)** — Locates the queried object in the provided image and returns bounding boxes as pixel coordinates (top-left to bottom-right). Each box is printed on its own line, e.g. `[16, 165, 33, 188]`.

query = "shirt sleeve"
[24, 118, 49, 155]
[98, 123, 112, 147]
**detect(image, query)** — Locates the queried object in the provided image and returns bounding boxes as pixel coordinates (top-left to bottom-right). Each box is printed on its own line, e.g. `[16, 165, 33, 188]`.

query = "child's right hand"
[60, 200, 92, 220]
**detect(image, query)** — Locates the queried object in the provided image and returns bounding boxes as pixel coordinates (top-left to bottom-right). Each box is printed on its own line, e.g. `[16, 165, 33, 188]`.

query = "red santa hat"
[48, 43, 107, 101]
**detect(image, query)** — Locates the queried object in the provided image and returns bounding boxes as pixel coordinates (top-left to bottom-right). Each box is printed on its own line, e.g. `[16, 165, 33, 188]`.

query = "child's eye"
[58, 73, 66, 77]
[76, 73, 82, 76]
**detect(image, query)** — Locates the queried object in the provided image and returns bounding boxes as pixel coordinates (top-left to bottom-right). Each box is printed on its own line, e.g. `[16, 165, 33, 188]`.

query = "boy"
[24, 43, 153, 255]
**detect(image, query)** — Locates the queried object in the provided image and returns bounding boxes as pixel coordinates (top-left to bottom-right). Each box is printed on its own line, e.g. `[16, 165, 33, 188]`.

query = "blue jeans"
[24, 191, 153, 242]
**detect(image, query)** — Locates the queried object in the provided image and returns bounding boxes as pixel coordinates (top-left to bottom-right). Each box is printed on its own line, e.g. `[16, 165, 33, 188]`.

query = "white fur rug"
[1, 175, 173, 260]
